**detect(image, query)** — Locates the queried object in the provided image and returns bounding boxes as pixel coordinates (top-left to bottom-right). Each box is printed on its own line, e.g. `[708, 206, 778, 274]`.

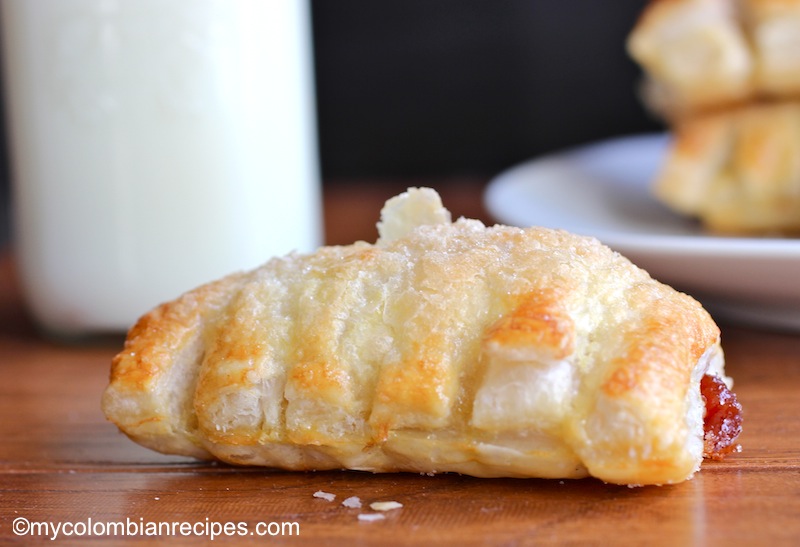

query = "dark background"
[0, 0, 659, 248]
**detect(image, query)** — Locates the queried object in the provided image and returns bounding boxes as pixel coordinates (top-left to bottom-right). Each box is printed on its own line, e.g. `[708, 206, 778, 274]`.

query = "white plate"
[484, 133, 800, 331]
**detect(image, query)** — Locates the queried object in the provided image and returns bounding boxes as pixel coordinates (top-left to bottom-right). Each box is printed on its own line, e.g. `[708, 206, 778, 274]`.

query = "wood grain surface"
[1, 180, 798, 546]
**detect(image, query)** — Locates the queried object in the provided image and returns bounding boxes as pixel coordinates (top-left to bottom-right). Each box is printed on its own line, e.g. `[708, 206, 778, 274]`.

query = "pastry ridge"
[103, 188, 727, 485]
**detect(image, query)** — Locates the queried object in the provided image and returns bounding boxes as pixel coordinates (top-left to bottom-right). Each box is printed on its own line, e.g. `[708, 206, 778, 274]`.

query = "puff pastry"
[628, 0, 800, 119]
[654, 101, 800, 233]
[102, 188, 741, 485]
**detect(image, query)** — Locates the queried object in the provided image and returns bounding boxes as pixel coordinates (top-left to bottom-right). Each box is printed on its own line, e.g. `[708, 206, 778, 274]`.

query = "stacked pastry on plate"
[628, 0, 800, 234]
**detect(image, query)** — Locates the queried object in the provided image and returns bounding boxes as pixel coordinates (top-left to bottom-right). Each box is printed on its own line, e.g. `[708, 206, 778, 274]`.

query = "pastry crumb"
[369, 501, 403, 512]
[358, 513, 385, 522]
[313, 490, 336, 502]
[342, 496, 362, 508]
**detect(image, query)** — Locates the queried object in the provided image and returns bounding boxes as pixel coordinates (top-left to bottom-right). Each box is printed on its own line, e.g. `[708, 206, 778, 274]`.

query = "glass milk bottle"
[0, 0, 321, 337]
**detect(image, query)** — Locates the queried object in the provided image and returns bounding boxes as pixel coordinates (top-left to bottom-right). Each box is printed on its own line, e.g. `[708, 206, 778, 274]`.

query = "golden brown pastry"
[102, 188, 741, 486]
[748, 0, 800, 96]
[628, 0, 754, 118]
[627, 0, 800, 119]
[654, 101, 800, 233]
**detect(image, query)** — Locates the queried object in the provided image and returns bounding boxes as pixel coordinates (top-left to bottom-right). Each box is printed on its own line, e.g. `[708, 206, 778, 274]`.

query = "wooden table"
[1, 180, 798, 545]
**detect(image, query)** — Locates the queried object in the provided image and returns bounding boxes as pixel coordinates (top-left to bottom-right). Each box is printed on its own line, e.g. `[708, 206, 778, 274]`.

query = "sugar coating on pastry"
[102, 188, 735, 486]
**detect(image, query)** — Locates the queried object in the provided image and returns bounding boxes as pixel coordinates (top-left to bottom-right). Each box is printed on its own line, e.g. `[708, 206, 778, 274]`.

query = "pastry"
[654, 101, 800, 233]
[749, 0, 800, 97]
[627, 0, 800, 120]
[102, 188, 742, 486]
[628, 0, 800, 233]
[628, 0, 754, 119]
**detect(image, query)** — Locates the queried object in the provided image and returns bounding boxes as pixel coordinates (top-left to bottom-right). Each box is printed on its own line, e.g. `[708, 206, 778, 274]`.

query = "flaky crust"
[103, 188, 724, 485]
[654, 101, 800, 233]
[628, 0, 800, 119]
